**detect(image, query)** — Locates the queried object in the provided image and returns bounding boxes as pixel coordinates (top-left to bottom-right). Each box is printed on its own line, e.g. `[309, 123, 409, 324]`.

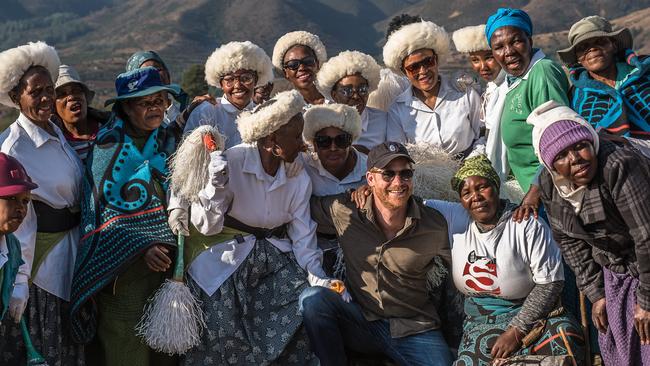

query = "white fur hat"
[0, 41, 60, 108]
[303, 103, 362, 142]
[315, 50, 381, 99]
[272, 31, 327, 70]
[204, 41, 273, 89]
[237, 89, 305, 143]
[382, 21, 450, 75]
[452, 25, 490, 53]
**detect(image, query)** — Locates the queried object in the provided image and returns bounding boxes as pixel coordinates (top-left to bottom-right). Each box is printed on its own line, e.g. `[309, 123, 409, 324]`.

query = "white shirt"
[162, 99, 181, 128]
[0, 114, 83, 300]
[184, 97, 255, 148]
[0, 236, 8, 271]
[424, 200, 563, 300]
[386, 75, 484, 156]
[354, 107, 387, 151]
[186, 144, 326, 295]
[300, 150, 367, 196]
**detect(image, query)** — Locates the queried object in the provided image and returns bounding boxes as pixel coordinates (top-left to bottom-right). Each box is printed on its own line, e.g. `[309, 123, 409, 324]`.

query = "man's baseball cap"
[367, 142, 414, 170]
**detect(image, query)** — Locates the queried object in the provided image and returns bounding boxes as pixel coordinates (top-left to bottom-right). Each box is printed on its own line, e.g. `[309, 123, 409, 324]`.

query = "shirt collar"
[17, 113, 65, 148]
[308, 150, 367, 185]
[362, 193, 422, 225]
[397, 75, 451, 112]
[506, 49, 546, 88]
[220, 96, 255, 114]
[241, 145, 288, 191]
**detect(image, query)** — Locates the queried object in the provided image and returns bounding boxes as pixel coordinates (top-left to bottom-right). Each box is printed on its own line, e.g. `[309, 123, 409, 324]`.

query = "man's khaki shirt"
[310, 193, 451, 337]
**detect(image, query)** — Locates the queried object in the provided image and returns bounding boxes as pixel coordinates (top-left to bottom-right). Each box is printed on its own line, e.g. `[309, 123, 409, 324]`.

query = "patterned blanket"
[69, 118, 180, 343]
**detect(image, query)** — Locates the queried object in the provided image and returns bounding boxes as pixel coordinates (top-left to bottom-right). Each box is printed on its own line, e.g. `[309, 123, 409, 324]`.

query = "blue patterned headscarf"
[485, 8, 533, 45]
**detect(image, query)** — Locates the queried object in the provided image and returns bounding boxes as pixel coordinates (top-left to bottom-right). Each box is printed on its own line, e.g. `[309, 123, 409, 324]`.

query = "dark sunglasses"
[372, 168, 414, 182]
[283, 56, 317, 71]
[314, 133, 352, 149]
[335, 84, 369, 98]
[403, 56, 437, 74]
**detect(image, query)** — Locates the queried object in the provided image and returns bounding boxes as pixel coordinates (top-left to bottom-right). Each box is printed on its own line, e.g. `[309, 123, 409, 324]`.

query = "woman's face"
[459, 176, 499, 225]
[331, 74, 369, 114]
[0, 192, 30, 235]
[575, 37, 617, 73]
[273, 113, 307, 163]
[123, 91, 167, 131]
[10, 67, 54, 124]
[402, 48, 439, 92]
[552, 140, 598, 187]
[283, 45, 319, 89]
[469, 50, 502, 82]
[253, 82, 274, 105]
[55, 83, 88, 125]
[490, 26, 533, 77]
[313, 126, 352, 173]
[220, 69, 257, 109]
[141, 60, 171, 85]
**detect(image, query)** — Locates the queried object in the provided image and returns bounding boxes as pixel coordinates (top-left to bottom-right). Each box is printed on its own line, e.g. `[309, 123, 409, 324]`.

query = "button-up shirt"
[310, 193, 451, 337]
[540, 141, 650, 310]
[354, 107, 388, 151]
[0, 114, 83, 300]
[386, 75, 483, 156]
[300, 150, 367, 196]
[184, 97, 255, 148]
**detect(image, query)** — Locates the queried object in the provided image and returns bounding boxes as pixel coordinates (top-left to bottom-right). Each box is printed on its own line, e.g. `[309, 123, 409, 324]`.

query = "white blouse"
[185, 144, 327, 295]
[386, 75, 484, 156]
[354, 107, 388, 151]
[184, 96, 255, 149]
[0, 114, 83, 300]
[299, 149, 367, 196]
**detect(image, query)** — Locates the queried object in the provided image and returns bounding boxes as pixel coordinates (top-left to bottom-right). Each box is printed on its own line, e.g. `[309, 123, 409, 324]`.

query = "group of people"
[0, 5, 648, 366]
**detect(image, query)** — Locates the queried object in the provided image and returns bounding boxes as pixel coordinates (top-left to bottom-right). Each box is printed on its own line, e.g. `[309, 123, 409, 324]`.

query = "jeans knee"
[298, 286, 333, 319]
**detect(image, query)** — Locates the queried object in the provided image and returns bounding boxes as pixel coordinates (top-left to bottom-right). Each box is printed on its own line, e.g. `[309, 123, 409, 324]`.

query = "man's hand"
[634, 303, 650, 345]
[592, 297, 608, 333]
[350, 184, 371, 209]
[144, 245, 172, 272]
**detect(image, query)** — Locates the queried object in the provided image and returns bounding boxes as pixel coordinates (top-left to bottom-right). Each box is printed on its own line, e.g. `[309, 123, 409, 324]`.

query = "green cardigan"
[0, 233, 24, 321]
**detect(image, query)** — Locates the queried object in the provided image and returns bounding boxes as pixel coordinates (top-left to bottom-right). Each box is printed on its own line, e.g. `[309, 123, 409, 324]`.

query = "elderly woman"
[300, 103, 366, 277]
[558, 16, 650, 150]
[272, 31, 328, 106]
[69, 67, 182, 366]
[179, 90, 339, 365]
[384, 20, 483, 158]
[54, 64, 110, 163]
[184, 41, 273, 148]
[126, 50, 188, 127]
[316, 51, 386, 153]
[528, 100, 650, 365]
[0, 41, 85, 365]
[424, 155, 583, 365]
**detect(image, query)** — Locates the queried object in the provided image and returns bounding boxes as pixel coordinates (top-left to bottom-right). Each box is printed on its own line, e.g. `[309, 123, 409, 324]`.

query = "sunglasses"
[314, 133, 352, 149]
[403, 56, 437, 74]
[335, 84, 369, 98]
[221, 72, 256, 88]
[371, 168, 414, 182]
[283, 56, 317, 71]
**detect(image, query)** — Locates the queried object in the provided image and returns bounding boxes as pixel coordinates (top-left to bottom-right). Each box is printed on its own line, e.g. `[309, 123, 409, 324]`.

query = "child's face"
[0, 192, 30, 234]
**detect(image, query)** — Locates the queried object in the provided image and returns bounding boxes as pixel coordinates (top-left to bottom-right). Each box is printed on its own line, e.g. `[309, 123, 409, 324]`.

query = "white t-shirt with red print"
[424, 199, 564, 300]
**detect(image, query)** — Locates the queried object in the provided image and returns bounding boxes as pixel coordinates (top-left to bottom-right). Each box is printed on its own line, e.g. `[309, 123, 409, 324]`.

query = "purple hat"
[539, 120, 594, 167]
[0, 153, 38, 196]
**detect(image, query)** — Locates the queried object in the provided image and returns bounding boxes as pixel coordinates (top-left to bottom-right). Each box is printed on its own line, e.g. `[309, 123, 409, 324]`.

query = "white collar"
[220, 96, 255, 114]
[241, 145, 288, 191]
[306, 149, 366, 185]
[507, 49, 546, 90]
[17, 113, 65, 148]
[396, 74, 452, 112]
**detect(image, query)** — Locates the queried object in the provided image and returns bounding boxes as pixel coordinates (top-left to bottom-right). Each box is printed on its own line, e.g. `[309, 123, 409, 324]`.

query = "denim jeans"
[299, 286, 453, 366]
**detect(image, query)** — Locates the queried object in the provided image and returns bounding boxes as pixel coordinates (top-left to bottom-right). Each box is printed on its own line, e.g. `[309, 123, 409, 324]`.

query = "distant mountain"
[0, 0, 649, 104]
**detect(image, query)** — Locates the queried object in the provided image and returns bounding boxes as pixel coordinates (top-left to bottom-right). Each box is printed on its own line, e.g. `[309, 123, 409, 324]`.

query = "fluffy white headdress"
[237, 89, 305, 143]
[315, 50, 381, 99]
[452, 24, 490, 53]
[0, 41, 60, 108]
[272, 31, 327, 70]
[303, 103, 362, 142]
[204, 41, 273, 89]
[382, 21, 450, 75]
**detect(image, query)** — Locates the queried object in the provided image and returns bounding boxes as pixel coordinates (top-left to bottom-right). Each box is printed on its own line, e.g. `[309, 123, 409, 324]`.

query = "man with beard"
[302, 141, 453, 366]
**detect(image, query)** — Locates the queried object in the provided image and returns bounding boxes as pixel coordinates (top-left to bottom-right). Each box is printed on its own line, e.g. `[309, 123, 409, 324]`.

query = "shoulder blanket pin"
[135, 125, 224, 354]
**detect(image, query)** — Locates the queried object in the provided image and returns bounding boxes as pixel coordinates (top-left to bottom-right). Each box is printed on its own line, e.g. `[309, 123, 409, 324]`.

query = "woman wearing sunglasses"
[384, 20, 483, 159]
[316, 51, 387, 154]
[272, 31, 328, 106]
[184, 41, 273, 148]
[301, 103, 366, 277]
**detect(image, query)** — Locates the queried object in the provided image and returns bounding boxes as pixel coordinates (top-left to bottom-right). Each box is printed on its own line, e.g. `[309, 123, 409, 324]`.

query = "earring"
[271, 144, 282, 157]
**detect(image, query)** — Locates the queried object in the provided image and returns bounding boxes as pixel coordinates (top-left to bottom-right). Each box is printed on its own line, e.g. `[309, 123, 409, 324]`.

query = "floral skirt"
[0, 285, 84, 366]
[182, 239, 317, 365]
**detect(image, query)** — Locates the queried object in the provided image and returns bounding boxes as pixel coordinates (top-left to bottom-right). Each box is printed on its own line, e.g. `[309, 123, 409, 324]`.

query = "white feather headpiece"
[303, 103, 362, 142]
[315, 50, 380, 99]
[237, 90, 305, 143]
[382, 21, 450, 75]
[204, 41, 273, 88]
[272, 31, 327, 70]
[452, 25, 490, 53]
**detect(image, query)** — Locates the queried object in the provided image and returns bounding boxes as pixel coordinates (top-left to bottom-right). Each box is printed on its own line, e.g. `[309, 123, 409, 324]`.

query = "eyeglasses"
[335, 84, 369, 98]
[371, 168, 415, 182]
[221, 72, 256, 88]
[403, 56, 437, 74]
[314, 133, 352, 149]
[283, 56, 317, 71]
